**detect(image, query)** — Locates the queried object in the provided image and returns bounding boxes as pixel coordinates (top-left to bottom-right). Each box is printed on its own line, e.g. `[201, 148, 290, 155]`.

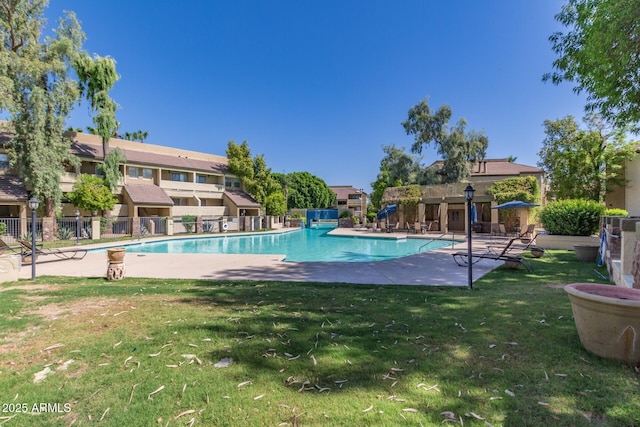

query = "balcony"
[159, 180, 225, 195]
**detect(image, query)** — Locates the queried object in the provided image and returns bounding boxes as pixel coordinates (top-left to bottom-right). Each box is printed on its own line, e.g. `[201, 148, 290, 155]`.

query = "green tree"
[402, 99, 488, 183]
[369, 144, 438, 211]
[264, 192, 286, 216]
[99, 147, 126, 193]
[286, 171, 335, 209]
[0, 1, 84, 216]
[74, 54, 119, 156]
[370, 170, 393, 211]
[226, 140, 254, 182]
[120, 130, 149, 142]
[537, 114, 636, 202]
[488, 176, 540, 205]
[544, 0, 640, 130]
[378, 145, 422, 186]
[67, 174, 117, 213]
[226, 140, 284, 214]
[73, 53, 120, 158]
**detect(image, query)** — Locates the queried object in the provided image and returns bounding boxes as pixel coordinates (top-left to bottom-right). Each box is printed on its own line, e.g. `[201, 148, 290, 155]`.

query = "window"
[171, 172, 187, 182]
[0, 154, 8, 169]
[142, 168, 153, 179]
[196, 174, 207, 184]
[94, 164, 104, 177]
[172, 198, 187, 206]
[128, 167, 139, 178]
[225, 177, 241, 189]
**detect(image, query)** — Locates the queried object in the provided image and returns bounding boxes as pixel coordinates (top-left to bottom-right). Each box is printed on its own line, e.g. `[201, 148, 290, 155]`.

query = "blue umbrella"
[491, 200, 539, 209]
[377, 204, 397, 221]
[471, 203, 478, 223]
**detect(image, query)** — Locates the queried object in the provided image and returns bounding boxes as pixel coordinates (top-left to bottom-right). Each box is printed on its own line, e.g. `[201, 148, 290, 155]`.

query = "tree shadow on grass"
[171, 278, 636, 426]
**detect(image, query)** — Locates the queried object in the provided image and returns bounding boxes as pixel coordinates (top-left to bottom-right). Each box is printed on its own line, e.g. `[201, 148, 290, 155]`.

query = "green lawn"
[0, 251, 637, 426]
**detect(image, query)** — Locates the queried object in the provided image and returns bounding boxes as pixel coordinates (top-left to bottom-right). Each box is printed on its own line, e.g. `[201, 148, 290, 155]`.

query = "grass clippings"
[0, 251, 638, 426]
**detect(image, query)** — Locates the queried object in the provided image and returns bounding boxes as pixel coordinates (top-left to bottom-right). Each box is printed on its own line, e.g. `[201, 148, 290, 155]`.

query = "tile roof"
[224, 190, 261, 207]
[69, 140, 229, 175]
[329, 186, 364, 200]
[124, 184, 174, 206]
[470, 160, 543, 176]
[0, 175, 28, 201]
[428, 159, 543, 177]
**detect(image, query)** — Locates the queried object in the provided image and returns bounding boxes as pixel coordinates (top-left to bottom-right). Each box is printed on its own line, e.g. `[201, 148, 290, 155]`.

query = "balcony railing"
[159, 180, 225, 193]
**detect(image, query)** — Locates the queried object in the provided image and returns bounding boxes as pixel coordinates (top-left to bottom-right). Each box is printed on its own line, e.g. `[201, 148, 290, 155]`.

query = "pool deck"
[17, 228, 510, 287]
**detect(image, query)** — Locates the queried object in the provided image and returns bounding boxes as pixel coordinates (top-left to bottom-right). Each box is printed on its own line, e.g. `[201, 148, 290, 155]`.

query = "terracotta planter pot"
[564, 283, 640, 365]
[530, 248, 544, 258]
[505, 259, 521, 269]
[574, 244, 599, 262]
[107, 247, 126, 264]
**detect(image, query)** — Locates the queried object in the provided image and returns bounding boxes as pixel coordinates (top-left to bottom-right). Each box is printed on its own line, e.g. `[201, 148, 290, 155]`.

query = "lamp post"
[75, 209, 80, 245]
[464, 184, 475, 290]
[28, 196, 39, 281]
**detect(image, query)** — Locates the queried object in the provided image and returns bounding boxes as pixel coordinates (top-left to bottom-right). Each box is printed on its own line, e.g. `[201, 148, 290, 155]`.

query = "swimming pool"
[123, 228, 453, 262]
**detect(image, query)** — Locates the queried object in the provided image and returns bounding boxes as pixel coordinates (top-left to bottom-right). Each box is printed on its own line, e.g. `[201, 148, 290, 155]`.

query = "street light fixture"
[464, 184, 475, 290]
[75, 209, 80, 245]
[28, 196, 39, 281]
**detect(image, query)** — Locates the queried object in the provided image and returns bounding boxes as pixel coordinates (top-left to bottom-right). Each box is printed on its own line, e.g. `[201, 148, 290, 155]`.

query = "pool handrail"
[418, 233, 451, 252]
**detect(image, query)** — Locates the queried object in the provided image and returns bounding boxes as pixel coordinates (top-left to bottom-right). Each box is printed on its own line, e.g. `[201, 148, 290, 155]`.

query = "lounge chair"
[19, 240, 88, 262]
[487, 233, 545, 258]
[0, 238, 22, 254]
[452, 238, 532, 271]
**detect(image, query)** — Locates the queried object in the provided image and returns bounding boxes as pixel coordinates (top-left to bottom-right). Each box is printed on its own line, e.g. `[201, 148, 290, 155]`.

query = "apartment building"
[381, 159, 545, 233]
[329, 185, 367, 222]
[0, 127, 261, 238]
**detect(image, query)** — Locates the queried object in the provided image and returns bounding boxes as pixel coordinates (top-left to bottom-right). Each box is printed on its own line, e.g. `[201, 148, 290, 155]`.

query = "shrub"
[182, 215, 197, 233]
[604, 208, 628, 217]
[339, 210, 351, 218]
[540, 199, 605, 236]
[0, 222, 6, 235]
[56, 227, 75, 240]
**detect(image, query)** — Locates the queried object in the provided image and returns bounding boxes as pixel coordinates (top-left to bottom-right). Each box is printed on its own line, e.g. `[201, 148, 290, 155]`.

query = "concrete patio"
[17, 228, 511, 287]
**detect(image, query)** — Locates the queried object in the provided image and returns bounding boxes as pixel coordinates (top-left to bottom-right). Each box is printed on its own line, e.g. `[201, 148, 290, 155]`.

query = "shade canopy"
[491, 200, 539, 210]
[377, 204, 397, 220]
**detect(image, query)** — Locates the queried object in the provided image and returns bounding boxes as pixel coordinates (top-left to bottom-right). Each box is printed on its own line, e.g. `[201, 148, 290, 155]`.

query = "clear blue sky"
[45, 1, 586, 193]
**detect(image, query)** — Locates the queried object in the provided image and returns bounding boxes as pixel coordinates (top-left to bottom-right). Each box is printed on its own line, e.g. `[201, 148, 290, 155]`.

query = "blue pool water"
[123, 228, 453, 262]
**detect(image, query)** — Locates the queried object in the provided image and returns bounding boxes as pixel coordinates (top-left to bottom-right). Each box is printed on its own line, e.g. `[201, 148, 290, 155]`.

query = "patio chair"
[414, 222, 424, 234]
[491, 223, 507, 237]
[18, 240, 88, 262]
[518, 224, 536, 241]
